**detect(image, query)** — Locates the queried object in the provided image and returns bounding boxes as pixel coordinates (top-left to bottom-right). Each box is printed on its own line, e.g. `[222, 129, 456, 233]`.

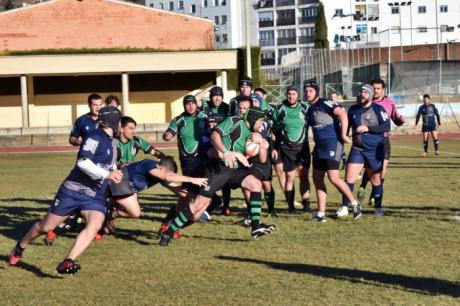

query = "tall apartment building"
[255, 0, 319, 74]
[324, 0, 460, 49]
[146, 0, 259, 49]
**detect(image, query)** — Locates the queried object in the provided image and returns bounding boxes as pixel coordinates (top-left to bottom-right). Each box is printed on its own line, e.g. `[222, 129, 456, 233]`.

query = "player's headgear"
[304, 82, 320, 99]
[286, 85, 300, 96]
[250, 93, 263, 107]
[361, 84, 374, 99]
[99, 106, 122, 134]
[183, 95, 197, 106]
[239, 76, 253, 88]
[209, 86, 224, 100]
[243, 108, 265, 130]
[207, 113, 224, 126]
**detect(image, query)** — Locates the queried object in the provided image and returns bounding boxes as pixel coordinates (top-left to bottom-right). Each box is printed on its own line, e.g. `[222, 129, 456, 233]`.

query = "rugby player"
[69, 93, 103, 146]
[158, 98, 276, 246]
[272, 85, 311, 213]
[415, 94, 441, 157]
[9, 106, 123, 274]
[304, 82, 358, 222]
[336, 84, 390, 218]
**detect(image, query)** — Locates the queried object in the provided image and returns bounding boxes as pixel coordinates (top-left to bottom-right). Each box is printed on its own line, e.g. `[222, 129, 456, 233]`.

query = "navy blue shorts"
[422, 125, 436, 133]
[50, 185, 106, 216]
[347, 146, 384, 172]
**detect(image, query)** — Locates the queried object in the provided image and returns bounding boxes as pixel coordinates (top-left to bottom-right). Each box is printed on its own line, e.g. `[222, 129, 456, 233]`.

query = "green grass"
[0, 140, 459, 305]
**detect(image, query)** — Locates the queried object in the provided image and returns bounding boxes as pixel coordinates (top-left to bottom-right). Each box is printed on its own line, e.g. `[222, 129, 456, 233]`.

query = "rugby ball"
[245, 139, 260, 157]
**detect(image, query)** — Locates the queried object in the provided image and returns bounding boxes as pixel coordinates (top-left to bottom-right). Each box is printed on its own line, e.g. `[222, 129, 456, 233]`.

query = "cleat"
[302, 199, 312, 212]
[172, 230, 182, 239]
[221, 207, 232, 216]
[267, 210, 278, 218]
[261, 223, 276, 233]
[435, 151, 440, 155]
[199, 211, 212, 222]
[159, 230, 173, 247]
[353, 205, 363, 220]
[251, 225, 269, 239]
[421, 152, 428, 157]
[287, 207, 298, 214]
[102, 220, 116, 235]
[95, 232, 104, 241]
[336, 206, 349, 218]
[56, 259, 81, 275]
[235, 217, 252, 227]
[375, 208, 384, 216]
[44, 230, 57, 246]
[158, 224, 169, 238]
[9, 243, 24, 266]
[368, 197, 375, 207]
[312, 214, 327, 222]
[293, 201, 303, 209]
[357, 187, 366, 202]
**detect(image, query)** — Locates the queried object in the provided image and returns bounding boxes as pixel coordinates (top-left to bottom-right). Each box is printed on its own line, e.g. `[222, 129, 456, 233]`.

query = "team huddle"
[9, 76, 443, 275]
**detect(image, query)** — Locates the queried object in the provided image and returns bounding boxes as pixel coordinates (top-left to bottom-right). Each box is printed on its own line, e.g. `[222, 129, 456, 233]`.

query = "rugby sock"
[264, 190, 275, 213]
[245, 199, 251, 216]
[423, 141, 428, 153]
[285, 189, 295, 210]
[301, 198, 310, 209]
[317, 211, 325, 218]
[169, 206, 194, 232]
[163, 205, 177, 223]
[360, 172, 370, 189]
[342, 182, 354, 207]
[222, 186, 231, 208]
[434, 139, 439, 151]
[249, 192, 262, 230]
[372, 184, 384, 209]
[381, 178, 385, 185]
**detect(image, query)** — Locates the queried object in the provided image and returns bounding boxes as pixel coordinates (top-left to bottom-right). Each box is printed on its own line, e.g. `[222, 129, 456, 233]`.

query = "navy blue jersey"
[127, 159, 162, 192]
[62, 128, 117, 198]
[416, 104, 440, 127]
[306, 99, 343, 161]
[348, 103, 390, 150]
[70, 113, 99, 139]
[199, 131, 214, 156]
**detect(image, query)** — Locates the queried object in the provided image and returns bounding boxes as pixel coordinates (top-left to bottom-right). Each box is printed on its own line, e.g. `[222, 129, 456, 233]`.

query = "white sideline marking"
[392, 145, 460, 156]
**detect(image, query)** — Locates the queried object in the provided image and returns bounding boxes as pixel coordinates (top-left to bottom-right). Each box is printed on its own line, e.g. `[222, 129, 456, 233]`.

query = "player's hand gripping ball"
[245, 137, 260, 157]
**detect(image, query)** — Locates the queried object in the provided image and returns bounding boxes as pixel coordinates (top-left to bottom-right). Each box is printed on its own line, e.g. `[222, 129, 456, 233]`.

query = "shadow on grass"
[0, 255, 61, 279]
[183, 235, 249, 243]
[112, 228, 152, 245]
[0, 197, 51, 206]
[388, 206, 460, 213]
[216, 256, 460, 298]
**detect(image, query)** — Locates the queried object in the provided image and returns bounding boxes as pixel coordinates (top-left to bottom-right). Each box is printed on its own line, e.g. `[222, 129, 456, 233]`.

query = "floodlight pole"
[245, 0, 252, 78]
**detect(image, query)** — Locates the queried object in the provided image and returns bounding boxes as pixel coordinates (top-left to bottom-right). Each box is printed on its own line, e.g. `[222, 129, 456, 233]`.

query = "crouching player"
[159, 101, 276, 246]
[336, 84, 390, 218]
[9, 106, 123, 274]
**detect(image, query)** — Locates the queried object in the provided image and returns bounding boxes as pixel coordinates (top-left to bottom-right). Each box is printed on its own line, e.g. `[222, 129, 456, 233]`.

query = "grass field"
[0, 139, 459, 305]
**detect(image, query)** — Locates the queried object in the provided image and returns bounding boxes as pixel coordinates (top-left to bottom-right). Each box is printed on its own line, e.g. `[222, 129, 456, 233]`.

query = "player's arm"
[69, 119, 82, 146]
[415, 107, 422, 126]
[136, 136, 166, 159]
[434, 105, 441, 126]
[251, 132, 268, 164]
[149, 168, 208, 187]
[366, 108, 391, 134]
[195, 85, 213, 108]
[163, 118, 177, 141]
[333, 107, 351, 144]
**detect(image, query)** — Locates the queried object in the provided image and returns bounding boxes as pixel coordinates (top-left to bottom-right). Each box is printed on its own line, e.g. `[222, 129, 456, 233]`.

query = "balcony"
[259, 20, 274, 27]
[299, 36, 315, 44]
[298, 0, 317, 5]
[259, 39, 275, 46]
[261, 58, 276, 66]
[298, 16, 316, 24]
[257, 0, 273, 8]
[276, 18, 296, 26]
[277, 37, 296, 45]
[276, 0, 294, 7]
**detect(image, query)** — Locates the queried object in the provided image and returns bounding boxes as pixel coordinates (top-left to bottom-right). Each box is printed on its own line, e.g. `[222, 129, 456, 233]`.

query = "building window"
[215, 35, 220, 43]
[169, 1, 174, 11]
[222, 34, 228, 43]
[149, 3, 153, 7]
[214, 16, 219, 25]
[371, 27, 377, 34]
[214, 0, 218, 6]
[334, 9, 343, 17]
[391, 7, 399, 14]
[440, 24, 449, 32]
[179, 1, 184, 9]
[417, 26, 427, 33]
[440, 5, 448, 13]
[418, 6, 426, 13]
[159, 3, 164, 9]
[203, 0, 208, 7]
[221, 0, 226, 5]
[191, 4, 196, 13]
[356, 24, 368, 34]
[221, 15, 227, 25]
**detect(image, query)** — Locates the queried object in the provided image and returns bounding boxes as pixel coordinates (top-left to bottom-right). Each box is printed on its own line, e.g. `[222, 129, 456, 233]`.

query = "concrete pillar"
[20, 75, 29, 128]
[121, 73, 130, 115]
[221, 70, 228, 93]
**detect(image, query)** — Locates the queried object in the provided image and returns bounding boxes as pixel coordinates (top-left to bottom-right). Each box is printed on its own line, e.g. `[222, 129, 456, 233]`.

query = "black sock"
[342, 182, 354, 206]
[249, 192, 262, 230]
[222, 186, 231, 208]
[265, 190, 275, 212]
[163, 205, 177, 224]
[381, 178, 385, 185]
[434, 139, 439, 151]
[423, 141, 428, 153]
[170, 206, 194, 232]
[360, 172, 370, 189]
[372, 184, 384, 209]
[285, 189, 295, 210]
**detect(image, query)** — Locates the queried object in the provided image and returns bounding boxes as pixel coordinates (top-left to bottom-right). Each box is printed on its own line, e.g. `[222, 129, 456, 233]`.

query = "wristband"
[223, 149, 229, 155]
